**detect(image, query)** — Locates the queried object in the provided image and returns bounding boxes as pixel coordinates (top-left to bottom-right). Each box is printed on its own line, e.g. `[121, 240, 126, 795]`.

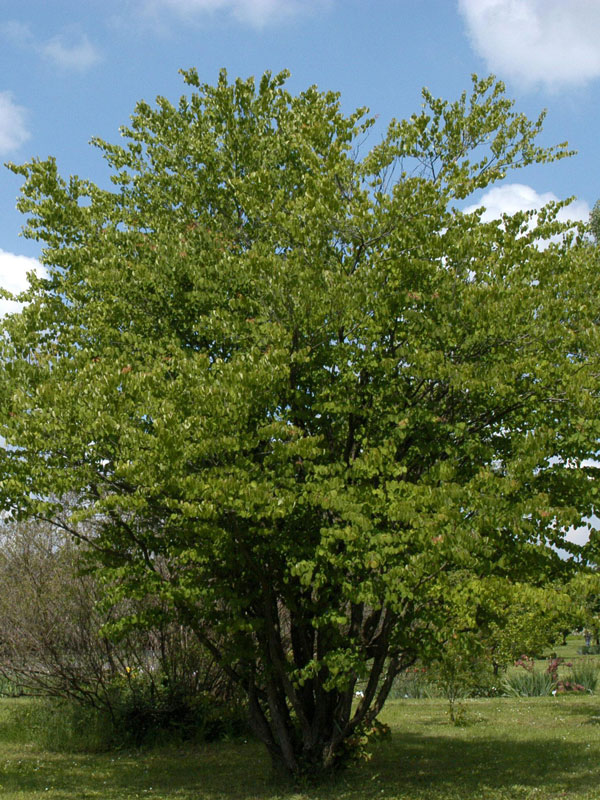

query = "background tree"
[567, 571, 600, 647]
[1, 70, 599, 778]
[473, 579, 580, 671]
[590, 199, 600, 244]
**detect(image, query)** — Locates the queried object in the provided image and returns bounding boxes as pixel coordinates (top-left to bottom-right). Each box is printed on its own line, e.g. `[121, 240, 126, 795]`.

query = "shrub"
[0, 674, 24, 697]
[8, 683, 249, 753]
[578, 645, 600, 655]
[425, 636, 495, 724]
[0, 516, 240, 735]
[104, 676, 248, 747]
[555, 679, 587, 694]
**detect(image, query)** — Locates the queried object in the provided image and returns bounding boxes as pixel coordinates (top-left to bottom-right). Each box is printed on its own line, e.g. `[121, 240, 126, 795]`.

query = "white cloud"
[458, 0, 600, 89]
[565, 523, 592, 548]
[1, 20, 34, 47]
[0, 91, 30, 156]
[464, 183, 590, 228]
[145, 0, 329, 28]
[1, 22, 101, 72]
[41, 33, 101, 71]
[0, 250, 45, 317]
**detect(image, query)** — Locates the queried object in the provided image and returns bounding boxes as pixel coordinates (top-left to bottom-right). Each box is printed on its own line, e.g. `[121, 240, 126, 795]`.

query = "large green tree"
[1, 70, 599, 776]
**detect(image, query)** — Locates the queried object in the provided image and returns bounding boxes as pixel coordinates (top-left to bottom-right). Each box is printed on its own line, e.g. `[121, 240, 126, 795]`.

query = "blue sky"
[0, 0, 599, 546]
[1, 1, 600, 285]
[1, 0, 599, 277]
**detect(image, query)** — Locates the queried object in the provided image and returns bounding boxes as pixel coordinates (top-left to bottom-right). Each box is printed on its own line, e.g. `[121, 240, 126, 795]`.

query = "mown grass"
[541, 633, 589, 661]
[1, 693, 600, 799]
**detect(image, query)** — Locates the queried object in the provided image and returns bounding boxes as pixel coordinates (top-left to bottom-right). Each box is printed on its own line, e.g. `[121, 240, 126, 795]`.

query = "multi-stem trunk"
[242, 599, 402, 779]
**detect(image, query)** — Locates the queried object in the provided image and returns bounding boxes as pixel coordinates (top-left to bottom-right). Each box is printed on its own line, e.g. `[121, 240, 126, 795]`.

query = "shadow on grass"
[0, 739, 277, 799]
[561, 699, 600, 722]
[2, 734, 598, 800]
[1, 708, 599, 800]
[345, 730, 600, 800]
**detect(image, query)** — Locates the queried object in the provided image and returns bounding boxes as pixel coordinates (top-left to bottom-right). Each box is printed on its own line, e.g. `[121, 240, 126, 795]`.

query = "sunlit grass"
[541, 633, 587, 660]
[1, 693, 600, 799]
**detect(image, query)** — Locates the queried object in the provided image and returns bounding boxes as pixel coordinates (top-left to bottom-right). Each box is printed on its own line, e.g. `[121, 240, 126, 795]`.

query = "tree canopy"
[1, 69, 599, 776]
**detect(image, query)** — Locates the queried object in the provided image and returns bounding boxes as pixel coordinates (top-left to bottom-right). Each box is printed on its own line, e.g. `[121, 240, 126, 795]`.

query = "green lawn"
[541, 634, 587, 660]
[1, 694, 600, 799]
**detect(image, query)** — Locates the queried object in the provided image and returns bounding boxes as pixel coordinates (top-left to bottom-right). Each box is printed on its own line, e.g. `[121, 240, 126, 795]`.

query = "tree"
[567, 571, 600, 646]
[1, 69, 599, 777]
[473, 578, 580, 670]
[590, 199, 600, 244]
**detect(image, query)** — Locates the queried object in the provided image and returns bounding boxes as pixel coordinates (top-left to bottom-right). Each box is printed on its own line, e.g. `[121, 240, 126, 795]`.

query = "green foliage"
[579, 645, 600, 655]
[104, 677, 249, 748]
[423, 635, 494, 724]
[590, 199, 600, 243]
[567, 572, 600, 644]
[473, 579, 579, 670]
[8, 682, 248, 753]
[337, 718, 392, 770]
[502, 653, 597, 697]
[1, 68, 599, 778]
[0, 674, 24, 698]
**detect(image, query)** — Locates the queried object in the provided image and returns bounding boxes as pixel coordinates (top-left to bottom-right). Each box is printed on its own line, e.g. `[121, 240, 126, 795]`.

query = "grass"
[541, 634, 587, 660]
[1, 693, 600, 799]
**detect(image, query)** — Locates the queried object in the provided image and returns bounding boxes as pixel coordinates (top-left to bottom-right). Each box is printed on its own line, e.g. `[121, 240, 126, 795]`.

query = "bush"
[578, 645, 600, 655]
[554, 679, 587, 694]
[104, 676, 248, 747]
[8, 683, 249, 753]
[469, 682, 503, 698]
[0, 674, 24, 697]
[507, 656, 596, 696]
[425, 636, 496, 724]
[389, 651, 500, 706]
[0, 516, 241, 734]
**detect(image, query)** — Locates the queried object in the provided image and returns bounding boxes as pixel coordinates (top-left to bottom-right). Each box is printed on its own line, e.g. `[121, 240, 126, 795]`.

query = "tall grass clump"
[567, 659, 599, 693]
[0, 673, 24, 697]
[502, 657, 555, 697]
[502, 670, 555, 697]
[8, 698, 115, 752]
[390, 667, 433, 699]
